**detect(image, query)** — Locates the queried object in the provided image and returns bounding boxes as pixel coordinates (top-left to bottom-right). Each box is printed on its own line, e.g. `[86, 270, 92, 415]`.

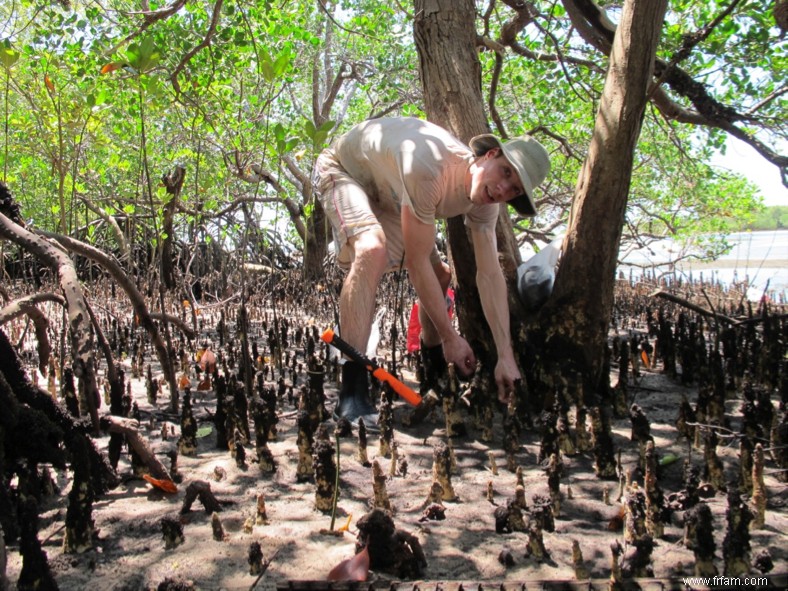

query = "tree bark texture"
[0, 212, 101, 432]
[0, 524, 7, 591]
[102, 416, 173, 481]
[0, 293, 65, 376]
[63, 434, 95, 554]
[303, 201, 327, 281]
[0, 329, 118, 495]
[161, 196, 177, 291]
[539, 0, 668, 390]
[161, 165, 185, 291]
[17, 490, 58, 590]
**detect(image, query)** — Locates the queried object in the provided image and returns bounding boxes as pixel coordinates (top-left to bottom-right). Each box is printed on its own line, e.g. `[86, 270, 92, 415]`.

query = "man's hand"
[494, 355, 521, 404]
[442, 334, 476, 378]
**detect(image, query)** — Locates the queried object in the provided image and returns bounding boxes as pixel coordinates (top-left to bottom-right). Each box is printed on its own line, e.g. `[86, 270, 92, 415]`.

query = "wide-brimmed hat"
[469, 133, 550, 217]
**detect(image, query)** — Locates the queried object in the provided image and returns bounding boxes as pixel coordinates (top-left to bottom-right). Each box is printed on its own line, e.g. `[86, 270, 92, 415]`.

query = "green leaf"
[273, 50, 290, 76]
[309, 120, 334, 149]
[261, 49, 275, 83]
[659, 453, 680, 467]
[0, 40, 20, 70]
[313, 131, 329, 149]
[143, 75, 162, 97]
[273, 122, 286, 141]
[126, 36, 161, 73]
[95, 89, 111, 106]
[317, 119, 335, 134]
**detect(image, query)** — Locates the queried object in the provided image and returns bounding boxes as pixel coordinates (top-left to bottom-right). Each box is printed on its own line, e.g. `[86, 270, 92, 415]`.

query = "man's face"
[468, 148, 524, 207]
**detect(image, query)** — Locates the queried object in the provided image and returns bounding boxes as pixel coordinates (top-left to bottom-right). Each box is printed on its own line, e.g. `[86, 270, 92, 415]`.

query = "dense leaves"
[0, 0, 782, 272]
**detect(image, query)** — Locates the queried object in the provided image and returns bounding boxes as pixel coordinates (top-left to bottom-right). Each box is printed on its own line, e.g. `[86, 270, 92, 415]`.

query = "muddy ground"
[4, 298, 788, 591]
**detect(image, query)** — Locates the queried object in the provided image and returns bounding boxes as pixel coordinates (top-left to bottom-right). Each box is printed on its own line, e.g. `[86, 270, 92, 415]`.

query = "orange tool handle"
[321, 328, 422, 407]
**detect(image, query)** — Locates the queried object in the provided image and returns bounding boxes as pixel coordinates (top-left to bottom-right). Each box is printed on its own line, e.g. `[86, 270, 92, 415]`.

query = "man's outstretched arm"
[470, 224, 521, 403]
[401, 205, 475, 375]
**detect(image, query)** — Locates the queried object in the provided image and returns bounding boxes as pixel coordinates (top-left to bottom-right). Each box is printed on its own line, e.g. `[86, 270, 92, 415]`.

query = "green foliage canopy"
[0, 0, 782, 267]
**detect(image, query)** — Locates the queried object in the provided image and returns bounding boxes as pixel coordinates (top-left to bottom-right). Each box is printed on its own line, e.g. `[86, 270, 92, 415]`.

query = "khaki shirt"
[331, 117, 499, 231]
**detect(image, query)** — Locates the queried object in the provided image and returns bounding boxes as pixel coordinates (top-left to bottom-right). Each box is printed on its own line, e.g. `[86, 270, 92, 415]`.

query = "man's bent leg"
[339, 228, 389, 352]
[335, 228, 388, 428]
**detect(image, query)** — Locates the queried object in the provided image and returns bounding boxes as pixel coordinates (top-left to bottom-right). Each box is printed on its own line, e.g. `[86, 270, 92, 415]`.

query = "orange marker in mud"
[142, 473, 178, 494]
[320, 328, 422, 407]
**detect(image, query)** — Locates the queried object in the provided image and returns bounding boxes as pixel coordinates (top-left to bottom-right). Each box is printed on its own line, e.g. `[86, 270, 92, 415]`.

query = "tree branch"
[224, 161, 308, 241]
[170, 0, 224, 95]
[107, 0, 190, 55]
[0, 293, 64, 375]
[77, 195, 132, 263]
[0, 213, 102, 431]
[651, 0, 743, 92]
[149, 312, 197, 341]
[36, 230, 179, 412]
[562, 0, 788, 186]
[650, 288, 735, 324]
[102, 416, 173, 481]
